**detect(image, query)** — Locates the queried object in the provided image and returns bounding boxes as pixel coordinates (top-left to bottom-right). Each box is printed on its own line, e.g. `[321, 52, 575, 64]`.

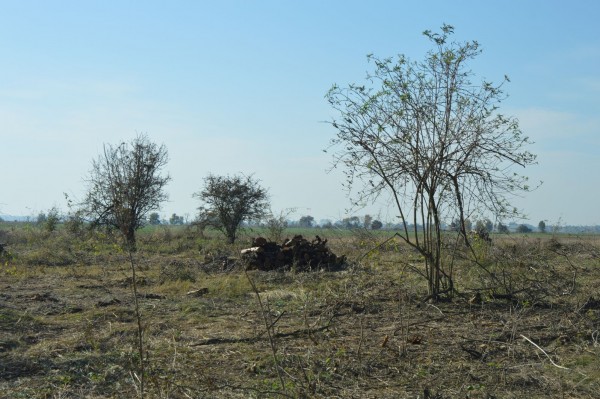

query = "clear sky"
[1, 0, 599, 225]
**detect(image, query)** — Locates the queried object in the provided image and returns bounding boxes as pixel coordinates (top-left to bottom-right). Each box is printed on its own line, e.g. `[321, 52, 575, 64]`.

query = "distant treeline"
[1, 215, 599, 234]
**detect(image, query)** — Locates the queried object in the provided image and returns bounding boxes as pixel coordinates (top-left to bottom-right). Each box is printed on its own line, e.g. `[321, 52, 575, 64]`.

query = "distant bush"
[148, 212, 161, 225]
[371, 220, 383, 230]
[497, 223, 509, 234]
[169, 213, 184, 225]
[64, 210, 85, 235]
[44, 207, 60, 233]
[538, 220, 546, 233]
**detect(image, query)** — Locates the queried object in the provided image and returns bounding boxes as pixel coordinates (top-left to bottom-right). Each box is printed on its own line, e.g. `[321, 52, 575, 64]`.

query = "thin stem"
[245, 270, 287, 394]
[128, 248, 145, 398]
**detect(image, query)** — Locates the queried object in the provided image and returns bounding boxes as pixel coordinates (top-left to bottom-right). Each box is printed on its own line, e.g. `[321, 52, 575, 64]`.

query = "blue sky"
[1, 0, 599, 225]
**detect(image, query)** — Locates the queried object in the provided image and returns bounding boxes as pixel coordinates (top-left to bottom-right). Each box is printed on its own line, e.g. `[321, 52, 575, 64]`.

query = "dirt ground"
[1, 231, 599, 398]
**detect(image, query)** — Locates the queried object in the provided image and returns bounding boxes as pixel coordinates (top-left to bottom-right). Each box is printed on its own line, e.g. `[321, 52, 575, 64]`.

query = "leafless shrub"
[459, 237, 582, 304]
[264, 208, 295, 243]
[82, 133, 170, 250]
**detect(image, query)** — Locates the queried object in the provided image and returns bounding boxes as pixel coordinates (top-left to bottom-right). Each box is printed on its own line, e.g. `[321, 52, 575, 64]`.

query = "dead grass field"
[1, 225, 599, 398]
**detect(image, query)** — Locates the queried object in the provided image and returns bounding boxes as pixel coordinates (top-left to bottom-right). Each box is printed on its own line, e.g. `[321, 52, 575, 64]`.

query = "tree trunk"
[125, 227, 137, 252]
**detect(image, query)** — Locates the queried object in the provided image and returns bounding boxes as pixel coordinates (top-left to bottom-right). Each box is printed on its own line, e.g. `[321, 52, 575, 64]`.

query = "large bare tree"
[326, 25, 537, 300]
[83, 134, 170, 249]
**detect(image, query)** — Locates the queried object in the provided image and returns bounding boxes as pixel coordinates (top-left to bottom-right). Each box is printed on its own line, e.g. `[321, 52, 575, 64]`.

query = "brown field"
[1, 225, 599, 398]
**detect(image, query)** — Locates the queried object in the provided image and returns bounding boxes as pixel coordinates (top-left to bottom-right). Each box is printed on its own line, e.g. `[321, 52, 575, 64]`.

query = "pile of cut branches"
[241, 235, 346, 271]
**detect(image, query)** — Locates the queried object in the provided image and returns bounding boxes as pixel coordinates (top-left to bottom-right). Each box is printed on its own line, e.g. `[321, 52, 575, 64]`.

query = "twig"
[128, 248, 146, 398]
[245, 270, 287, 395]
[357, 232, 400, 261]
[426, 303, 444, 316]
[262, 311, 286, 338]
[391, 316, 445, 335]
[189, 323, 332, 347]
[357, 315, 364, 365]
[520, 334, 569, 370]
[15, 309, 29, 325]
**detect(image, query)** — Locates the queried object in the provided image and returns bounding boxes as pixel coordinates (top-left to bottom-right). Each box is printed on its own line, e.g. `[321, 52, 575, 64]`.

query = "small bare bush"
[458, 236, 581, 304]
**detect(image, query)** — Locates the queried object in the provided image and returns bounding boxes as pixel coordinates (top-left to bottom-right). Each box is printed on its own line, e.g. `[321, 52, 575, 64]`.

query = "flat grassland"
[1, 224, 599, 398]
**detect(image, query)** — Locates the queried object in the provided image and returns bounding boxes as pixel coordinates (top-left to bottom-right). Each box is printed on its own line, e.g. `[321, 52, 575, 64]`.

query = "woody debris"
[241, 235, 346, 271]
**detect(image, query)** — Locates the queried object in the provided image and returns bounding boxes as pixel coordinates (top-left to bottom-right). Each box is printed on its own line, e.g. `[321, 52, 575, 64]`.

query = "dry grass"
[1, 225, 599, 398]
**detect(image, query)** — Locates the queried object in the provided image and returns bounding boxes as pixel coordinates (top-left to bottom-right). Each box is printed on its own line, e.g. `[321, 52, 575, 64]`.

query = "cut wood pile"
[241, 235, 346, 271]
